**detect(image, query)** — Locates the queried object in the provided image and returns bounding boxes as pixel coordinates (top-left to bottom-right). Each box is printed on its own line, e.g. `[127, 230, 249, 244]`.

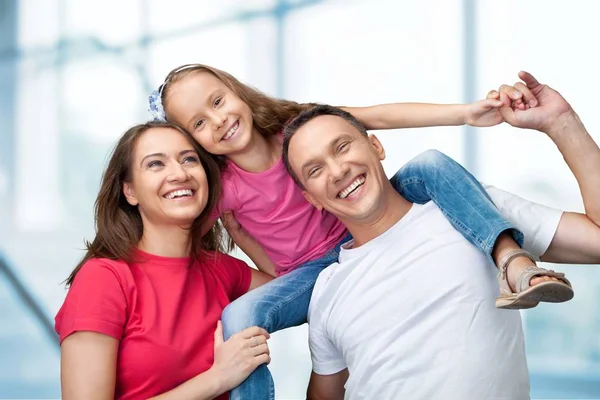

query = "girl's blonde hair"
[159, 64, 318, 167]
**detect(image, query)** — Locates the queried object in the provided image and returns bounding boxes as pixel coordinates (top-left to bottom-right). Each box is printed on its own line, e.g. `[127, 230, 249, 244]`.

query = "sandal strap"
[516, 266, 571, 293]
[498, 249, 536, 281]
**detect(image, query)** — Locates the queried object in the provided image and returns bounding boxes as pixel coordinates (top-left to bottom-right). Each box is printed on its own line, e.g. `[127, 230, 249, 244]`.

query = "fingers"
[247, 334, 268, 348]
[519, 70, 540, 89]
[499, 84, 522, 102]
[487, 89, 500, 100]
[238, 326, 270, 340]
[480, 98, 503, 109]
[513, 82, 537, 108]
[498, 90, 513, 108]
[250, 342, 270, 357]
[214, 320, 224, 347]
[253, 353, 271, 367]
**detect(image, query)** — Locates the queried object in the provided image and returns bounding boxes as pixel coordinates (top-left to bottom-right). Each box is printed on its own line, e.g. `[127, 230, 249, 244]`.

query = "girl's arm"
[341, 99, 504, 130]
[222, 211, 277, 277]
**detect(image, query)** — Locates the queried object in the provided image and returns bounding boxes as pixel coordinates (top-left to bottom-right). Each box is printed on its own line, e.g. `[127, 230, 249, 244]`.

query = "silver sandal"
[495, 249, 574, 310]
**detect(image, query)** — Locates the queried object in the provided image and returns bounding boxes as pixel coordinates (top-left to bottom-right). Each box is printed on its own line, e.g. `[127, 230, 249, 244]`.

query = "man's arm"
[540, 112, 600, 263]
[492, 71, 600, 264]
[340, 98, 507, 130]
[306, 370, 348, 400]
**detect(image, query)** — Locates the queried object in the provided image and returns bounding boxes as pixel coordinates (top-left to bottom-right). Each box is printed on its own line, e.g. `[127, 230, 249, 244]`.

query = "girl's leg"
[391, 149, 572, 308]
[222, 236, 349, 400]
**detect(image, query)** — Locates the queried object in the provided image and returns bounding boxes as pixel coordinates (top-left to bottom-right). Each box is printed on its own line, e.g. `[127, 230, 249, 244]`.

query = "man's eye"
[338, 142, 350, 152]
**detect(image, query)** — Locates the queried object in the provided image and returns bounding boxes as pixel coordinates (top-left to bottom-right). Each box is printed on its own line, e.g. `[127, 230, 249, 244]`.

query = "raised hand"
[487, 71, 574, 134]
[210, 322, 271, 392]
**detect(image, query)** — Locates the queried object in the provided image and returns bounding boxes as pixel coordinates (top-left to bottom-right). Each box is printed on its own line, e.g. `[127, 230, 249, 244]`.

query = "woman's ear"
[123, 182, 138, 206]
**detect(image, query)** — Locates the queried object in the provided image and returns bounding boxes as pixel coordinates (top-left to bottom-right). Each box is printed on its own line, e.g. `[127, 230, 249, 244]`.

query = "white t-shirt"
[308, 188, 562, 400]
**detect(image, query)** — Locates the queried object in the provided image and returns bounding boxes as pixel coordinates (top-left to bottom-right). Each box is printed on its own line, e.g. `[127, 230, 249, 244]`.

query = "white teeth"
[339, 176, 365, 199]
[164, 189, 193, 199]
[222, 121, 239, 140]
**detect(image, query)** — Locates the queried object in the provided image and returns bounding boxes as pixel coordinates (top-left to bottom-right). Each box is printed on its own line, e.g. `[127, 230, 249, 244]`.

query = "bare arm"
[222, 211, 277, 277]
[249, 268, 275, 290]
[541, 212, 600, 264]
[306, 370, 348, 400]
[61, 332, 119, 400]
[233, 236, 277, 277]
[62, 332, 225, 400]
[540, 112, 600, 264]
[341, 100, 502, 131]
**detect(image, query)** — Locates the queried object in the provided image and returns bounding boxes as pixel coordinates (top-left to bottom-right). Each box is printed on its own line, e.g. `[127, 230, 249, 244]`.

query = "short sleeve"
[484, 184, 563, 260]
[309, 323, 346, 375]
[209, 253, 252, 301]
[308, 270, 346, 375]
[214, 172, 239, 217]
[54, 259, 128, 343]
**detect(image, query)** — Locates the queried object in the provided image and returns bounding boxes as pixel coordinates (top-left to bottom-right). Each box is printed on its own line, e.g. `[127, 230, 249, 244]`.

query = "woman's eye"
[338, 142, 349, 152]
[183, 156, 199, 164]
[148, 160, 163, 168]
[309, 167, 321, 177]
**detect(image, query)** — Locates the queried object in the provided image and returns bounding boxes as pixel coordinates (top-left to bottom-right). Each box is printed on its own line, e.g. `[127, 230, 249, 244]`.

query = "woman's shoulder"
[198, 250, 247, 268]
[75, 257, 133, 285]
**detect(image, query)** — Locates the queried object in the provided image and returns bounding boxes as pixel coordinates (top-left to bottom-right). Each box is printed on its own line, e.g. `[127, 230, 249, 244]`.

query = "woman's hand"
[210, 321, 271, 392]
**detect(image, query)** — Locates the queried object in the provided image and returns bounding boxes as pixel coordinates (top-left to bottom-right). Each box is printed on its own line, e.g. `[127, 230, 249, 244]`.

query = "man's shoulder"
[307, 262, 341, 323]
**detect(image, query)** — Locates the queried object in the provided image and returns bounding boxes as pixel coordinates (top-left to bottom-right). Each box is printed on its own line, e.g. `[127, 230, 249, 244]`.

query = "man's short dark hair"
[282, 104, 369, 188]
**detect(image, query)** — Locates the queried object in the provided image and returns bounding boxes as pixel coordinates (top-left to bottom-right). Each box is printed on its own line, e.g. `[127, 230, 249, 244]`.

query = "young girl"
[55, 122, 274, 399]
[149, 64, 572, 399]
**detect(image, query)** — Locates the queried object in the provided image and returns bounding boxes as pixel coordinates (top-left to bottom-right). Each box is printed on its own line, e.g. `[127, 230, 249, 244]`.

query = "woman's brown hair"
[65, 121, 228, 286]
[160, 64, 318, 168]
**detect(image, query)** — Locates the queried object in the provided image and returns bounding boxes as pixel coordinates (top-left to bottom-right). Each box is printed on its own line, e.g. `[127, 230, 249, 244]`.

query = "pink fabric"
[213, 157, 348, 276]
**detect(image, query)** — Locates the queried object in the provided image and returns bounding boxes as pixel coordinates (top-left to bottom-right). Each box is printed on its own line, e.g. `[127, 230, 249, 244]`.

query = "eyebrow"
[140, 149, 197, 167]
[299, 133, 354, 172]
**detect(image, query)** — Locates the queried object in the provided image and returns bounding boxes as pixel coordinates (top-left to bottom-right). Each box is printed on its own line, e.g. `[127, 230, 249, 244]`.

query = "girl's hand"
[464, 98, 504, 127]
[210, 321, 271, 392]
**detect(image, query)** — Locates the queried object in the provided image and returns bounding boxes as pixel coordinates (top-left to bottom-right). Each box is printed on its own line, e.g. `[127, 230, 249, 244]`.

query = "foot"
[505, 255, 561, 293]
[496, 249, 574, 309]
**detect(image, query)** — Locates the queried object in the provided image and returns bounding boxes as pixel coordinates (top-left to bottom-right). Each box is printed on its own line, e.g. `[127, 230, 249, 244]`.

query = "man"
[282, 71, 600, 399]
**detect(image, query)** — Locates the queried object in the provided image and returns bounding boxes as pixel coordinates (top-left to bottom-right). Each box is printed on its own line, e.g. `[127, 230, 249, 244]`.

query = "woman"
[55, 121, 272, 399]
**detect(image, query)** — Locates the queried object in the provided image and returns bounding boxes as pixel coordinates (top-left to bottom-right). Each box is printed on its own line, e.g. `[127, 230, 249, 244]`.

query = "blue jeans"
[222, 149, 523, 400]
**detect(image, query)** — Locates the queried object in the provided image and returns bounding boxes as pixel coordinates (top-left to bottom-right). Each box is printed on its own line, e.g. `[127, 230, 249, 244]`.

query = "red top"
[55, 249, 252, 400]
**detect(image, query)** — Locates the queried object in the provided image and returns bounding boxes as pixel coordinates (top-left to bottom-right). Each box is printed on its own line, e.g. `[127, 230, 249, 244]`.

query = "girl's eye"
[195, 119, 205, 129]
[214, 97, 223, 107]
[183, 156, 199, 164]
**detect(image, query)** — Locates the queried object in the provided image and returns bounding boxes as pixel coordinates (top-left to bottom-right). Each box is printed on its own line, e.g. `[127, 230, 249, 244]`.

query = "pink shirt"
[213, 157, 348, 276]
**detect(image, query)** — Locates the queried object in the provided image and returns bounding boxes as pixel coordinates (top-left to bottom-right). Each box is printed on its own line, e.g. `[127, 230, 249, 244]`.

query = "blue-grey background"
[1, 0, 599, 398]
